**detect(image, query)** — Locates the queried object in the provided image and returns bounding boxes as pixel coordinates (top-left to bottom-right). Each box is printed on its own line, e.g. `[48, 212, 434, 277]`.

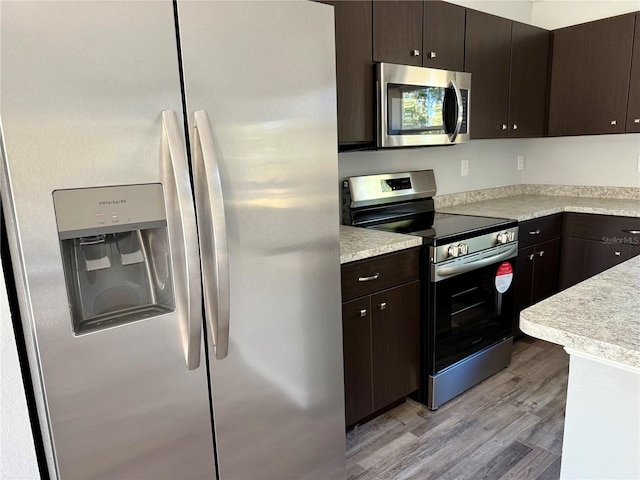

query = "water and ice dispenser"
[53, 184, 175, 334]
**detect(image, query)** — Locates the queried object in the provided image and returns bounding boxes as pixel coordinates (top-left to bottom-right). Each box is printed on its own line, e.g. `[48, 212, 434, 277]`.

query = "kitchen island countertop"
[437, 194, 640, 221]
[520, 255, 640, 368]
[339, 225, 422, 264]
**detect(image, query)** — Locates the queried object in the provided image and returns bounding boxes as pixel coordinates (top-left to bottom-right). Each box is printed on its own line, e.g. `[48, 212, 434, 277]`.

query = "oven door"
[428, 247, 516, 375]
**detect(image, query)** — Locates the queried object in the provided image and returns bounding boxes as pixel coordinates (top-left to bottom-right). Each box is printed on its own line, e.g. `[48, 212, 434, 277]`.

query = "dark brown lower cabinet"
[341, 296, 373, 426]
[371, 282, 420, 412]
[514, 238, 560, 336]
[513, 215, 562, 336]
[341, 281, 420, 427]
[560, 238, 639, 289]
[560, 213, 640, 289]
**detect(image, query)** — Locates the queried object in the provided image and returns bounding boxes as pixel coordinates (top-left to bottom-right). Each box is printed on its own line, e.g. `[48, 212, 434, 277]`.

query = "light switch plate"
[517, 155, 525, 171]
[461, 159, 469, 177]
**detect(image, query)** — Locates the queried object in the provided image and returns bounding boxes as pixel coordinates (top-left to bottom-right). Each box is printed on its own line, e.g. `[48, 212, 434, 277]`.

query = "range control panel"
[430, 227, 519, 263]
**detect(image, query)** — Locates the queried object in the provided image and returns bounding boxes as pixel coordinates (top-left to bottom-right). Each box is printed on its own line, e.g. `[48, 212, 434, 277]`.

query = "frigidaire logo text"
[99, 199, 127, 205]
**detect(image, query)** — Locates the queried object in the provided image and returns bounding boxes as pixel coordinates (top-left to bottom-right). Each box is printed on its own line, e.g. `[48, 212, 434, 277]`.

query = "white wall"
[447, 0, 533, 23]
[0, 260, 40, 480]
[531, 0, 640, 29]
[338, 139, 525, 194]
[524, 134, 640, 187]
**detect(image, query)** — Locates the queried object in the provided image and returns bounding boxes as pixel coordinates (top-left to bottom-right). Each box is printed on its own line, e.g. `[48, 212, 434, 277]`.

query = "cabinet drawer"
[518, 214, 563, 248]
[560, 237, 637, 289]
[564, 213, 640, 242]
[341, 248, 419, 302]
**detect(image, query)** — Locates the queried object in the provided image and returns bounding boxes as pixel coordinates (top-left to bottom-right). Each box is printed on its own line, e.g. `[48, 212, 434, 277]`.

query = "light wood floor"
[346, 337, 569, 480]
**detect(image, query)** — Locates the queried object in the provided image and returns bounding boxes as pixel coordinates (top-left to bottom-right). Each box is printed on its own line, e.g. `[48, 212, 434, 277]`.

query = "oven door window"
[432, 260, 514, 373]
[387, 84, 446, 135]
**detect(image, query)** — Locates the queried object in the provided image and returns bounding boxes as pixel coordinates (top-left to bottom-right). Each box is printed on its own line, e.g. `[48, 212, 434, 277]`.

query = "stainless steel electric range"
[342, 170, 519, 410]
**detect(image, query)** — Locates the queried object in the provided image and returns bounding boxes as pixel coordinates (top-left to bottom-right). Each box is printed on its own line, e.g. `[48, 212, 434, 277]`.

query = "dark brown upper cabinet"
[466, 11, 550, 139]
[509, 22, 551, 137]
[626, 12, 640, 132]
[464, 10, 512, 138]
[548, 13, 636, 136]
[321, 1, 374, 146]
[422, 1, 466, 71]
[373, 1, 423, 66]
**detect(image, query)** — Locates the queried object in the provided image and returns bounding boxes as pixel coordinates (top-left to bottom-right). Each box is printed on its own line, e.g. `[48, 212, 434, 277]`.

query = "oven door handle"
[434, 246, 517, 282]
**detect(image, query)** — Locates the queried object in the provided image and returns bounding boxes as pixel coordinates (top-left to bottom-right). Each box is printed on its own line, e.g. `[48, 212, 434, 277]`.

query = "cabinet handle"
[501, 124, 507, 130]
[428, 51, 437, 58]
[622, 229, 640, 235]
[528, 254, 535, 261]
[634, 119, 640, 124]
[614, 251, 622, 256]
[411, 49, 420, 57]
[358, 273, 380, 282]
[512, 124, 518, 130]
[610, 120, 617, 125]
[378, 302, 387, 311]
[359, 309, 367, 317]
[529, 229, 541, 235]
[537, 250, 545, 257]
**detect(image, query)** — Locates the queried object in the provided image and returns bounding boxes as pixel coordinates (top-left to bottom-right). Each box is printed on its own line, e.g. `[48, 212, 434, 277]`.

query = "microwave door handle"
[161, 110, 202, 370]
[192, 110, 230, 360]
[447, 79, 464, 142]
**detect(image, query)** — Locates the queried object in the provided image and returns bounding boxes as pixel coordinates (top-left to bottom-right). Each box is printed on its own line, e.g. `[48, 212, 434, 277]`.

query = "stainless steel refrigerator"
[0, 1, 346, 479]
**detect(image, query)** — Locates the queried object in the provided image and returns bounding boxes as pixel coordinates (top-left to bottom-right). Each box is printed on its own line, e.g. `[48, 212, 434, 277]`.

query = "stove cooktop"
[368, 212, 516, 245]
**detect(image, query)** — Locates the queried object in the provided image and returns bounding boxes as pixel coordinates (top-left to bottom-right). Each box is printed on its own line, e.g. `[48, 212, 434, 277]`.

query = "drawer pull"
[622, 229, 640, 235]
[378, 302, 387, 311]
[359, 309, 367, 317]
[529, 254, 535, 261]
[614, 251, 622, 256]
[358, 273, 380, 282]
[529, 229, 541, 235]
[537, 250, 545, 257]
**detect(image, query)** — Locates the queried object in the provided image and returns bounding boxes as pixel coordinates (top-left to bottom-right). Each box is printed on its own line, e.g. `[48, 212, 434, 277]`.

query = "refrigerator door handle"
[161, 110, 202, 370]
[192, 110, 230, 360]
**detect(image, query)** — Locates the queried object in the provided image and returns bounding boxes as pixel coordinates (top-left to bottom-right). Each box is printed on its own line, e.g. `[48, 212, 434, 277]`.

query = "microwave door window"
[387, 85, 446, 135]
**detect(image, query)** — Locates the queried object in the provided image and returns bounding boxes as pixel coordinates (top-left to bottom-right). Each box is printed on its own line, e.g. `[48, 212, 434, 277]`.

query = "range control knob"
[507, 231, 515, 242]
[497, 232, 509, 244]
[447, 243, 469, 258]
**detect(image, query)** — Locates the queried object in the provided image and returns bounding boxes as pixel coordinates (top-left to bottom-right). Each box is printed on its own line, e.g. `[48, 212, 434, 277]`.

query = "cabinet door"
[322, 0, 374, 145]
[465, 10, 512, 138]
[342, 297, 373, 426]
[560, 238, 631, 289]
[371, 282, 420, 411]
[513, 245, 535, 336]
[373, 0, 423, 66]
[548, 14, 635, 136]
[531, 238, 561, 304]
[422, 1, 465, 71]
[626, 12, 640, 133]
[509, 22, 550, 137]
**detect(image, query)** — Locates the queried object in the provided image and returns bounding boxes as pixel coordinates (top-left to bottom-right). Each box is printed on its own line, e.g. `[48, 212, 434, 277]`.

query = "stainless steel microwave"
[377, 63, 471, 147]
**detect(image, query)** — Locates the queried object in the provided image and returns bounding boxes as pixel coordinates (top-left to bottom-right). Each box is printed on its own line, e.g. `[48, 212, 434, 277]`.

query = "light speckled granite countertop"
[340, 225, 422, 264]
[520, 256, 640, 368]
[437, 195, 640, 221]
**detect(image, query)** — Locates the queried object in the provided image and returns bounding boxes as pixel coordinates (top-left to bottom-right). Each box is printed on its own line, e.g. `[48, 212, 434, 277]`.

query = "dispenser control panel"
[53, 184, 167, 240]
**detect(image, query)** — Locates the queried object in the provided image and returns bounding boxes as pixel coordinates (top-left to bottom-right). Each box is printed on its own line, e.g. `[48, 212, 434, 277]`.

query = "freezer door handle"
[161, 110, 202, 370]
[192, 110, 230, 360]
